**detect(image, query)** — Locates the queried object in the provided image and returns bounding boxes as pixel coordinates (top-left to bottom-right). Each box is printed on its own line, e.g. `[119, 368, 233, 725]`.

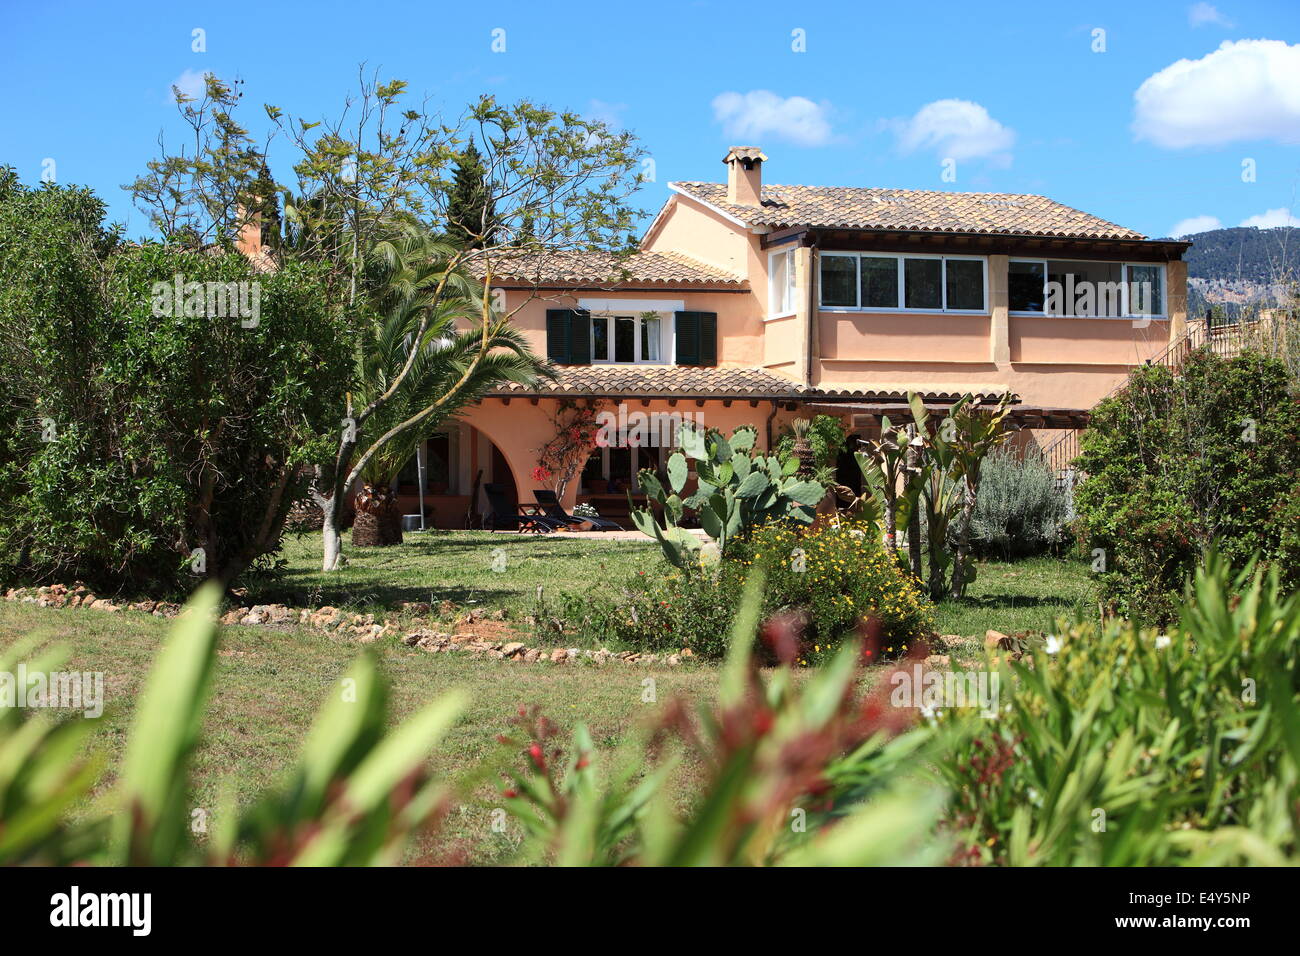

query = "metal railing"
[1039, 317, 1260, 479]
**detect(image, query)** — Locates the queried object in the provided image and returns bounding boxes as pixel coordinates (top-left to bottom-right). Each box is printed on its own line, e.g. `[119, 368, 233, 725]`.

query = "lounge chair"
[533, 489, 624, 531]
[483, 483, 566, 534]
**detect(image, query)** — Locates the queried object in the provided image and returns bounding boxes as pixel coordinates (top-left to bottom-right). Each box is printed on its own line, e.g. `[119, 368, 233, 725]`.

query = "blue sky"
[2, 0, 1297, 241]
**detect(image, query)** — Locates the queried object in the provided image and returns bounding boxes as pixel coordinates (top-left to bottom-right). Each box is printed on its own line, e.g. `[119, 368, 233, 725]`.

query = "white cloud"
[588, 99, 628, 130]
[711, 90, 832, 147]
[1169, 214, 1223, 236]
[168, 69, 208, 104]
[892, 99, 1015, 165]
[1188, 2, 1233, 28]
[1239, 207, 1300, 228]
[1133, 40, 1300, 148]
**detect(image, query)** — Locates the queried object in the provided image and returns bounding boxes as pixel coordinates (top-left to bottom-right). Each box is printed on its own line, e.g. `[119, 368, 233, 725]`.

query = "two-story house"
[399, 146, 1190, 526]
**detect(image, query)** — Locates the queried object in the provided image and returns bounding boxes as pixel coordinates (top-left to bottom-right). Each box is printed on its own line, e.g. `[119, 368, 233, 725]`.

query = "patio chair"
[532, 489, 624, 532]
[483, 483, 566, 534]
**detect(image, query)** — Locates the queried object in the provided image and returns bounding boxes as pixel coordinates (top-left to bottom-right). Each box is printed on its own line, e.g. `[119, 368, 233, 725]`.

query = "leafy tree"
[130, 71, 646, 570]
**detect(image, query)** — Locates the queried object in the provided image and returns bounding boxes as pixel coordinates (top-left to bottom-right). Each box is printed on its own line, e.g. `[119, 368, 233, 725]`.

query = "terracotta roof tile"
[673, 181, 1145, 241]
[489, 366, 1018, 404]
[475, 250, 746, 288]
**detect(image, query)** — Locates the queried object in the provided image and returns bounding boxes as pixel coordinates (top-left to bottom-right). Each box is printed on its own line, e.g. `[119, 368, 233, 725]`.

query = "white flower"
[1044, 635, 1063, 655]
[1155, 635, 1172, 650]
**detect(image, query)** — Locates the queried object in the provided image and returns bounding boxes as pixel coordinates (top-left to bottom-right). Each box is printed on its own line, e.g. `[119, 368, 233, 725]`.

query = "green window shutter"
[547, 309, 592, 365]
[699, 312, 717, 367]
[675, 311, 700, 366]
[674, 311, 717, 366]
[546, 309, 570, 363]
[568, 310, 592, 365]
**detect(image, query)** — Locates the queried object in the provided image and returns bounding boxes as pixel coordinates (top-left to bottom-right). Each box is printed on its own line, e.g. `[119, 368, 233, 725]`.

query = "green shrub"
[0, 175, 350, 590]
[542, 566, 736, 658]
[969, 446, 1068, 558]
[1074, 348, 1300, 622]
[556, 519, 933, 660]
[939, 552, 1300, 865]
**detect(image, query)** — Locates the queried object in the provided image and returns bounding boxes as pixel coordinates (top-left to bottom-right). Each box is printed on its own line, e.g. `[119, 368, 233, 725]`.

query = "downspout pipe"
[805, 235, 819, 386]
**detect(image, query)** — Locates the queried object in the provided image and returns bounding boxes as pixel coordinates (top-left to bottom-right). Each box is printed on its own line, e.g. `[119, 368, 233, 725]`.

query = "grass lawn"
[0, 534, 1094, 862]
[931, 555, 1095, 638]
[0, 600, 719, 864]
[249, 530, 660, 619]
[254, 530, 1094, 641]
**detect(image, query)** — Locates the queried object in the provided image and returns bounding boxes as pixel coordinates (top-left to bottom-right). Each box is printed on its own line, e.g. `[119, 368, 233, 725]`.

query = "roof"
[488, 365, 1018, 404]
[474, 249, 746, 289]
[671, 181, 1146, 241]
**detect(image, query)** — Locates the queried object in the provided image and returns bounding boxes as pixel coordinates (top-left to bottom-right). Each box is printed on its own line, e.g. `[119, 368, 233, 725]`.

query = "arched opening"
[378, 423, 526, 530]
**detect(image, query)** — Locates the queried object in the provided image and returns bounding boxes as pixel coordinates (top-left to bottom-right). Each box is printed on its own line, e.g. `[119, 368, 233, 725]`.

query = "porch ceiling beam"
[801, 230, 1187, 262]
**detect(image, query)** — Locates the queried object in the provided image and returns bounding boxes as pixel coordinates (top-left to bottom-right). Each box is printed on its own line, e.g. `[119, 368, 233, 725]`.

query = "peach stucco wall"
[498, 287, 762, 367]
[469, 396, 784, 509]
[818, 311, 992, 364]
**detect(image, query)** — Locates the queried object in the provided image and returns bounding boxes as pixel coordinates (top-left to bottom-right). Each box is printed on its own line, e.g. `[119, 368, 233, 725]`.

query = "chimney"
[723, 146, 767, 206]
[234, 204, 263, 261]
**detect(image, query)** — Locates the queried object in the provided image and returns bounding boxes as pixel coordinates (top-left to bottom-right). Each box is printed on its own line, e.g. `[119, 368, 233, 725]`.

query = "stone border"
[2, 583, 691, 668]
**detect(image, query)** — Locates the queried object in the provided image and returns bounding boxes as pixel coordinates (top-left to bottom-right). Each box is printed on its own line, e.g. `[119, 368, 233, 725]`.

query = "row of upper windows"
[766, 249, 1167, 319]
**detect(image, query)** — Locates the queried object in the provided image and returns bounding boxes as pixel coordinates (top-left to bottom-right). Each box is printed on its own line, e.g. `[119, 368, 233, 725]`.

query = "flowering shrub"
[729, 519, 934, 659]
[534, 401, 603, 500]
[555, 518, 933, 660]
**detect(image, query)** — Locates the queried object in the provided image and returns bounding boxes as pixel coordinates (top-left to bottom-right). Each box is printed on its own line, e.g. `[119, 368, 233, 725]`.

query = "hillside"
[1173, 226, 1299, 315]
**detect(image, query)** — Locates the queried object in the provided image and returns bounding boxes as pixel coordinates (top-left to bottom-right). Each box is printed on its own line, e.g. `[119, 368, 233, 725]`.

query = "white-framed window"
[1009, 259, 1166, 318]
[819, 252, 987, 313]
[590, 313, 663, 364]
[768, 248, 797, 317]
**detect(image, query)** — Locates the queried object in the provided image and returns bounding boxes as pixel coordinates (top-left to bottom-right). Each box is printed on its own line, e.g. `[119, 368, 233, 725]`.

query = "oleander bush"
[939, 552, 1300, 865]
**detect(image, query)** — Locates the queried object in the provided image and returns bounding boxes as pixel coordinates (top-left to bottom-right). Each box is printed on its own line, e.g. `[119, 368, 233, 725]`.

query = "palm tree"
[348, 228, 550, 547]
